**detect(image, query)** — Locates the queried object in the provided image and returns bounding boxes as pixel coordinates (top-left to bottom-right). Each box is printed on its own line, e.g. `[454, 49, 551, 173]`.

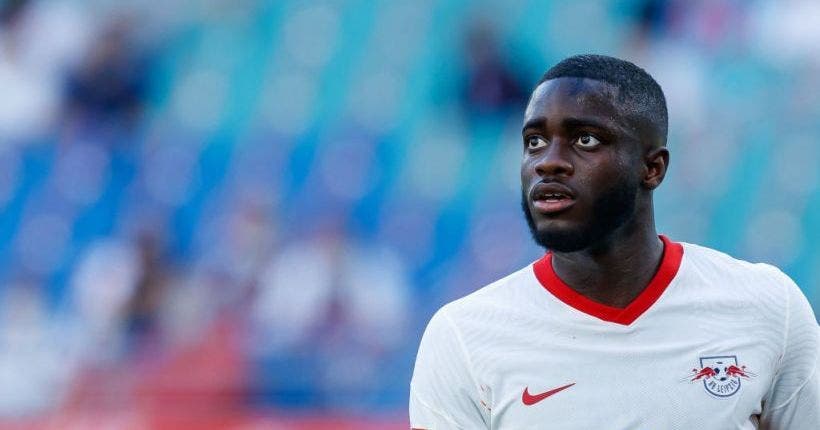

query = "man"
[409, 55, 819, 429]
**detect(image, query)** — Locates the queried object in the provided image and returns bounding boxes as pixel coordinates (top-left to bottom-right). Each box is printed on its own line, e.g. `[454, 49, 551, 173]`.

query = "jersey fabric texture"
[409, 236, 819, 429]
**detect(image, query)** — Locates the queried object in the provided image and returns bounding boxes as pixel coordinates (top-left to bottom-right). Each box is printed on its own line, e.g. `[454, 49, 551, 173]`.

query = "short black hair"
[538, 54, 668, 146]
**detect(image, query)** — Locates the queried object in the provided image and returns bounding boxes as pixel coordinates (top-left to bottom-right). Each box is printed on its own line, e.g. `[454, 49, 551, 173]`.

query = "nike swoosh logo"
[522, 383, 575, 405]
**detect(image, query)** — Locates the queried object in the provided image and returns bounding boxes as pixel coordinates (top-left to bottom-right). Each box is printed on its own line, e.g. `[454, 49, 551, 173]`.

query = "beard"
[522, 177, 639, 253]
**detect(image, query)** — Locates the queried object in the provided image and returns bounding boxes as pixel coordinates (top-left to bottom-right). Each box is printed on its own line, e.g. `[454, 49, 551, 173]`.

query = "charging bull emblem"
[682, 355, 756, 397]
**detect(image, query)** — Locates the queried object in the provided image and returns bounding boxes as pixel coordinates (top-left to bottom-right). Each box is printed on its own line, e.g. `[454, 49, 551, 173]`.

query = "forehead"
[524, 77, 625, 127]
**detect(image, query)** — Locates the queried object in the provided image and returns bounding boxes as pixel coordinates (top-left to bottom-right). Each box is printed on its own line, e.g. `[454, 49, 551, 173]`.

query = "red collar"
[532, 235, 684, 326]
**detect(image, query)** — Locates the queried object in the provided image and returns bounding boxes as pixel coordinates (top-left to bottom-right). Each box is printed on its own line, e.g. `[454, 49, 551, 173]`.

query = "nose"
[534, 139, 574, 178]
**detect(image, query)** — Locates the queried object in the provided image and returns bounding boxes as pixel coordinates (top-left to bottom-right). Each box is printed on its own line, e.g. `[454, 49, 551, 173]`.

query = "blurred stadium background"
[0, 0, 818, 428]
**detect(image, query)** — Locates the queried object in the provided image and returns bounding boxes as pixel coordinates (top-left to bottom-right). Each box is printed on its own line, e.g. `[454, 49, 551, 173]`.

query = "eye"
[526, 135, 548, 150]
[575, 133, 602, 149]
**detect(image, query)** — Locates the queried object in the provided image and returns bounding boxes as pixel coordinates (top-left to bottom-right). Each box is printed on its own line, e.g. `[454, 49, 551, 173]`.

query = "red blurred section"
[0, 315, 408, 429]
[1, 413, 407, 430]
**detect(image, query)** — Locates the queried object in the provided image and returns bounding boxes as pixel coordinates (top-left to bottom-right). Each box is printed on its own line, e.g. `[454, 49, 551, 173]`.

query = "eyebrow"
[521, 118, 547, 134]
[562, 117, 612, 131]
[521, 116, 613, 135]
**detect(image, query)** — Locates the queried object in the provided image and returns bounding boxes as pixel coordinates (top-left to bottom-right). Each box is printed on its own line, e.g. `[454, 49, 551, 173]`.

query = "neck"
[550, 211, 663, 309]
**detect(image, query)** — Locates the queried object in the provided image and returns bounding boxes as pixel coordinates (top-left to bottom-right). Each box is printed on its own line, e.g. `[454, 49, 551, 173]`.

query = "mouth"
[531, 182, 576, 215]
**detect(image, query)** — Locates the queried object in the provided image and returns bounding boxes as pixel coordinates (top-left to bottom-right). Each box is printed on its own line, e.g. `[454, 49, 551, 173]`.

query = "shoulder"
[680, 241, 797, 290]
[676, 241, 805, 328]
[435, 264, 537, 324]
[414, 265, 538, 375]
[420, 263, 540, 351]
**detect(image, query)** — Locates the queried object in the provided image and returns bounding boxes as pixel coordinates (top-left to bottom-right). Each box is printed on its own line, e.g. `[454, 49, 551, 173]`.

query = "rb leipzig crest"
[683, 355, 756, 397]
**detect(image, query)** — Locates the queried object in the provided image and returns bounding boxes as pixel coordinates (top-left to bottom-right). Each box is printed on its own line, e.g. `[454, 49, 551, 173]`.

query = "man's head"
[520, 54, 669, 252]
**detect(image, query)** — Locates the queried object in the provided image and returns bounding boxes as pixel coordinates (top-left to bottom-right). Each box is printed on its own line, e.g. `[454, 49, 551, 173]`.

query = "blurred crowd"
[0, 0, 818, 425]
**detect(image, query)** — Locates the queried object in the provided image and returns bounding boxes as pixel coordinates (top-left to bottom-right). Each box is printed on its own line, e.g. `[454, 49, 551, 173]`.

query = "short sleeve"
[409, 308, 489, 429]
[759, 274, 820, 430]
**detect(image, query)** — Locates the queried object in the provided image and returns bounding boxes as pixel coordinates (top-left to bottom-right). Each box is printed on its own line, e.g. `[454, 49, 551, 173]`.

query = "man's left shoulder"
[676, 242, 806, 324]
[680, 241, 797, 291]
[675, 242, 810, 340]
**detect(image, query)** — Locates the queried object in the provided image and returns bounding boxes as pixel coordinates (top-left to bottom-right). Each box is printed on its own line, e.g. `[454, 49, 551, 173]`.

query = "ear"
[642, 146, 669, 190]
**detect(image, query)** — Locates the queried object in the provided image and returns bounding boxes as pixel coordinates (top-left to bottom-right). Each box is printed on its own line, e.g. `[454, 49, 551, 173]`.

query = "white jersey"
[410, 236, 819, 429]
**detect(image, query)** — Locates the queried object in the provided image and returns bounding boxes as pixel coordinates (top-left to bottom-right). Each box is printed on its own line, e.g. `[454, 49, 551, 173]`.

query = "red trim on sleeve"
[532, 235, 684, 325]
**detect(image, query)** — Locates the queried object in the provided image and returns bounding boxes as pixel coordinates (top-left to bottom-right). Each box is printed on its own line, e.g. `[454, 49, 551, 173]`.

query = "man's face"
[521, 77, 644, 252]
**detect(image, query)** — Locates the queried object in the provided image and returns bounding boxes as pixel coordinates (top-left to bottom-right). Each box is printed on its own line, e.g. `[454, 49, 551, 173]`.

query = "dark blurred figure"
[122, 230, 169, 353]
[0, 0, 28, 27]
[635, 0, 673, 38]
[63, 17, 149, 139]
[461, 21, 526, 116]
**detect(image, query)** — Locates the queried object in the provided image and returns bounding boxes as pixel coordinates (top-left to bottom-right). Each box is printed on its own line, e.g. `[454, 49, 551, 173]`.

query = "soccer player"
[409, 55, 819, 429]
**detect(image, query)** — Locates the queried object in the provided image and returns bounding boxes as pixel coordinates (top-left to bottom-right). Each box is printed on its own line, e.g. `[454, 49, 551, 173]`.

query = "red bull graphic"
[689, 366, 717, 381]
[682, 355, 755, 397]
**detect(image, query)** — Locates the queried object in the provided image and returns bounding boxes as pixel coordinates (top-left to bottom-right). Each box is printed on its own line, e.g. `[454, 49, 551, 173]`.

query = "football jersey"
[409, 236, 819, 429]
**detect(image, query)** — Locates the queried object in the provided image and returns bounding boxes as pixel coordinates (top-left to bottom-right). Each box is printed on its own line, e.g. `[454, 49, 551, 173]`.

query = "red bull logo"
[682, 355, 756, 397]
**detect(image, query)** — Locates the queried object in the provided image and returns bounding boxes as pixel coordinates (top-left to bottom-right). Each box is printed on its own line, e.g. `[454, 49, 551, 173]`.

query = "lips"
[531, 182, 576, 214]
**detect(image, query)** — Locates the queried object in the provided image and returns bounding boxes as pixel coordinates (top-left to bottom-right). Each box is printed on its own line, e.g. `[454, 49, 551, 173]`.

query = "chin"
[521, 182, 639, 253]
[532, 227, 597, 253]
[523, 199, 594, 252]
